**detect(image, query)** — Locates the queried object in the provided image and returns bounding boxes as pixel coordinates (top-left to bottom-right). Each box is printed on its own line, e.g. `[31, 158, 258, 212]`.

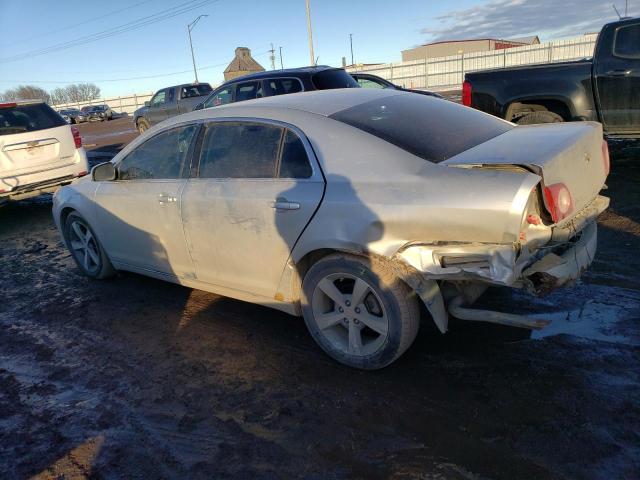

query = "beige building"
[223, 47, 265, 81]
[402, 36, 540, 62]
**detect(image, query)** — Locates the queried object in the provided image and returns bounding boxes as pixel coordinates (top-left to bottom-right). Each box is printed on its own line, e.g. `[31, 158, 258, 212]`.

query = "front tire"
[64, 212, 115, 279]
[301, 254, 420, 370]
[137, 118, 150, 134]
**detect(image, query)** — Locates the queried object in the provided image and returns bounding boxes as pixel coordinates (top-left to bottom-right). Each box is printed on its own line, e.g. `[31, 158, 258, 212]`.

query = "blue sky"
[0, 0, 626, 98]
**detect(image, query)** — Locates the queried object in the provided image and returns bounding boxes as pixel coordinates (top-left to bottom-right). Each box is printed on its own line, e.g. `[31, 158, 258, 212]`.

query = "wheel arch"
[281, 245, 449, 333]
[504, 96, 574, 122]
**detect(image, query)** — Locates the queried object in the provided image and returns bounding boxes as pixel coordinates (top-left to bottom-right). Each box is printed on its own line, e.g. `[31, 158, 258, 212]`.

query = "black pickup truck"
[463, 17, 640, 137]
[133, 83, 212, 133]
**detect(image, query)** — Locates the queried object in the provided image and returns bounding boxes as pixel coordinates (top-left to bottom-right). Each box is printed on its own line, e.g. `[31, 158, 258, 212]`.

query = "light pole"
[305, 0, 315, 66]
[279, 46, 284, 69]
[188, 14, 208, 83]
[349, 33, 354, 66]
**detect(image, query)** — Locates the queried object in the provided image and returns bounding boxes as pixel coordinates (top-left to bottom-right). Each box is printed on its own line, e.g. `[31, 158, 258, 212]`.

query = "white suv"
[1, 100, 89, 204]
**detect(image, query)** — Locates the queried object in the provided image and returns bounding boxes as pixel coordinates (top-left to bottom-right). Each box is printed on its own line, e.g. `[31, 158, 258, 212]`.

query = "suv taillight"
[71, 126, 82, 149]
[462, 80, 472, 107]
[543, 183, 573, 223]
[601, 139, 610, 176]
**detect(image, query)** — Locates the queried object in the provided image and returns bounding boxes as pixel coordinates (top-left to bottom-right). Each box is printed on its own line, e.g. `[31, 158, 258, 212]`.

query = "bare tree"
[65, 84, 82, 103]
[1, 85, 51, 103]
[50, 87, 69, 105]
[76, 83, 101, 101]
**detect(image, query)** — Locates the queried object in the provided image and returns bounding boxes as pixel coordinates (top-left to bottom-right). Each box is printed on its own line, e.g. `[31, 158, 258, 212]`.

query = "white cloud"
[421, 0, 626, 41]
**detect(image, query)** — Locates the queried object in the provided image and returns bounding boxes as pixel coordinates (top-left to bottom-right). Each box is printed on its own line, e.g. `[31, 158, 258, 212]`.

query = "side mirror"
[194, 102, 204, 110]
[92, 162, 116, 181]
[144, 101, 150, 107]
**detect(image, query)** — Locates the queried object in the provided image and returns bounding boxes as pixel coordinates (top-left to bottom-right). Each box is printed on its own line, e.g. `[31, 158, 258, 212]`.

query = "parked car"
[463, 17, 640, 136]
[81, 104, 114, 122]
[194, 66, 359, 110]
[53, 89, 609, 369]
[351, 72, 444, 98]
[134, 83, 212, 133]
[58, 108, 87, 124]
[1, 100, 88, 205]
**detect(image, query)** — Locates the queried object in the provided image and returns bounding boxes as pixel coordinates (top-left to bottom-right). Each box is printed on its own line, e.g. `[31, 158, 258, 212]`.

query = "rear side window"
[0, 103, 66, 136]
[614, 24, 640, 58]
[329, 94, 512, 163]
[265, 78, 303, 96]
[279, 130, 312, 178]
[198, 122, 282, 178]
[312, 69, 359, 90]
[118, 124, 198, 180]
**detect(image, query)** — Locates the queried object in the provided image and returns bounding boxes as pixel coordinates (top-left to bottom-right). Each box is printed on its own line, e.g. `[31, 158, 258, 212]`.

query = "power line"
[0, 0, 218, 64]
[1, 0, 155, 48]
[0, 51, 271, 84]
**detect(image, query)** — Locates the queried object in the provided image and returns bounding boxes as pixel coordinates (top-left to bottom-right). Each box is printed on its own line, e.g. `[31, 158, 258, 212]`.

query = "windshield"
[329, 93, 513, 163]
[0, 103, 67, 136]
[311, 69, 360, 90]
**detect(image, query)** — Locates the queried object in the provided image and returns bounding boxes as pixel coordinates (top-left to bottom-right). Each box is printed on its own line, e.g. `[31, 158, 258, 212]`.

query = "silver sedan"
[53, 89, 609, 369]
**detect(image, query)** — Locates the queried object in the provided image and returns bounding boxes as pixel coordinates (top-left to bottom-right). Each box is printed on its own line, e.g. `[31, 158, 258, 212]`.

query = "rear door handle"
[606, 69, 632, 76]
[157, 193, 177, 205]
[271, 199, 300, 211]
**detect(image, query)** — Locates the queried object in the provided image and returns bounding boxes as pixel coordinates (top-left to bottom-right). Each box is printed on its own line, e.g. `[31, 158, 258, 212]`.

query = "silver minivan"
[0, 100, 89, 204]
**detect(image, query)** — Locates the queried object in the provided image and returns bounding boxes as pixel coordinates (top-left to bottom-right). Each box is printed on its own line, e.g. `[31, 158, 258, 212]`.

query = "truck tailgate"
[443, 122, 608, 221]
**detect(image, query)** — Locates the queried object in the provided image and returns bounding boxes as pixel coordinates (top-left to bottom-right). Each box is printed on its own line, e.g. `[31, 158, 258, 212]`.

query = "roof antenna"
[625, 0, 628, 17]
[612, 3, 622, 19]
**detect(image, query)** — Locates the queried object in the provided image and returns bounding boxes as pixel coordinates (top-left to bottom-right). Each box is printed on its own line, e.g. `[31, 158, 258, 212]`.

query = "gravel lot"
[1, 119, 639, 479]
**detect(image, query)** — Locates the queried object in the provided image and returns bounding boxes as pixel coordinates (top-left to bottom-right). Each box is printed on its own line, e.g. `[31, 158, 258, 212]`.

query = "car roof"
[219, 65, 339, 85]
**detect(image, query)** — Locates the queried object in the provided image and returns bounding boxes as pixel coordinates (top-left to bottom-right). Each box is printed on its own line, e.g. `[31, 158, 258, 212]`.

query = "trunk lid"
[0, 102, 75, 178]
[444, 122, 608, 222]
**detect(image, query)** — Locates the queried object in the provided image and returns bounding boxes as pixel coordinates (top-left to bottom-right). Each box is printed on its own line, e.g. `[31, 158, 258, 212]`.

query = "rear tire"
[301, 253, 420, 370]
[516, 111, 564, 125]
[137, 118, 150, 134]
[64, 212, 115, 280]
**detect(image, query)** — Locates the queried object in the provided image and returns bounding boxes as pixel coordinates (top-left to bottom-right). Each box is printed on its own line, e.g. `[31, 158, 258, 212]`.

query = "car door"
[146, 89, 169, 125]
[594, 20, 640, 133]
[92, 123, 200, 279]
[181, 120, 324, 299]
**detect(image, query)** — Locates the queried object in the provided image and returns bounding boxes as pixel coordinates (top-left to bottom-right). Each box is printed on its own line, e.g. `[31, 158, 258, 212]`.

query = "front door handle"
[157, 193, 177, 205]
[271, 199, 300, 211]
[606, 69, 632, 76]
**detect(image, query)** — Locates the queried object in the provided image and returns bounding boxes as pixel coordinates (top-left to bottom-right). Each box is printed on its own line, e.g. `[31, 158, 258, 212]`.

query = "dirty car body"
[52, 89, 609, 368]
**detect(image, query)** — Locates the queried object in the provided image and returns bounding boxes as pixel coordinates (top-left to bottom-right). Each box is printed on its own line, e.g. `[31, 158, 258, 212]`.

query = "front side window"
[204, 87, 233, 108]
[330, 94, 512, 163]
[614, 24, 640, 58]
[279, 130, 312, 178]
[264, 78, 303, 96]
[356, 77, 386, 89]
[118, 124, 198, 180]
[198, 122, 282, 178]
[150, 90, 166, 107]
[181, 84, 212, 98]
[235, 81, 263, 102]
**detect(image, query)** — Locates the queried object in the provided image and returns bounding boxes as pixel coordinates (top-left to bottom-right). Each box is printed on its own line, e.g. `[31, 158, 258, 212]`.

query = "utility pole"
[187, 15, 208, 83]
[279, 46, 284, 69]
[349, 33, 354, 66]
[269, 43, 276, 70]
[305, 0, 315, 66]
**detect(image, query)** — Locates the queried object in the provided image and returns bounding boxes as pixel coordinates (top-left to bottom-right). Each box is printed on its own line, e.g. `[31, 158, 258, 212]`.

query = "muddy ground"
[0, 120, 639, 479]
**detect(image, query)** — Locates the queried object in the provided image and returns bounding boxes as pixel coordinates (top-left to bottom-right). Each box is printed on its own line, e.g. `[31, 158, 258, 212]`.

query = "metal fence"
[52, 92, 155, 115]
[347, 34, 598, 91]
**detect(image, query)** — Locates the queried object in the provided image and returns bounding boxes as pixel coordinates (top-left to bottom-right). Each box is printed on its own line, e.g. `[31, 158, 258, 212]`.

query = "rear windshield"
[311, 69, 360, 90]
[329, 94, 513, 163]
[182, 84, 213, 98]
[0, 103, 66, 136]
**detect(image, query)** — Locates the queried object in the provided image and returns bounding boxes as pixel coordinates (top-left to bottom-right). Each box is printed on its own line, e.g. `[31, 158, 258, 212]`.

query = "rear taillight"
[462, 80, 472, 107]
[0, 102, 17, 108]
[543, 183, 573, 223]
[71, 126, 82, 148]
[601, 139, 610, 176]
